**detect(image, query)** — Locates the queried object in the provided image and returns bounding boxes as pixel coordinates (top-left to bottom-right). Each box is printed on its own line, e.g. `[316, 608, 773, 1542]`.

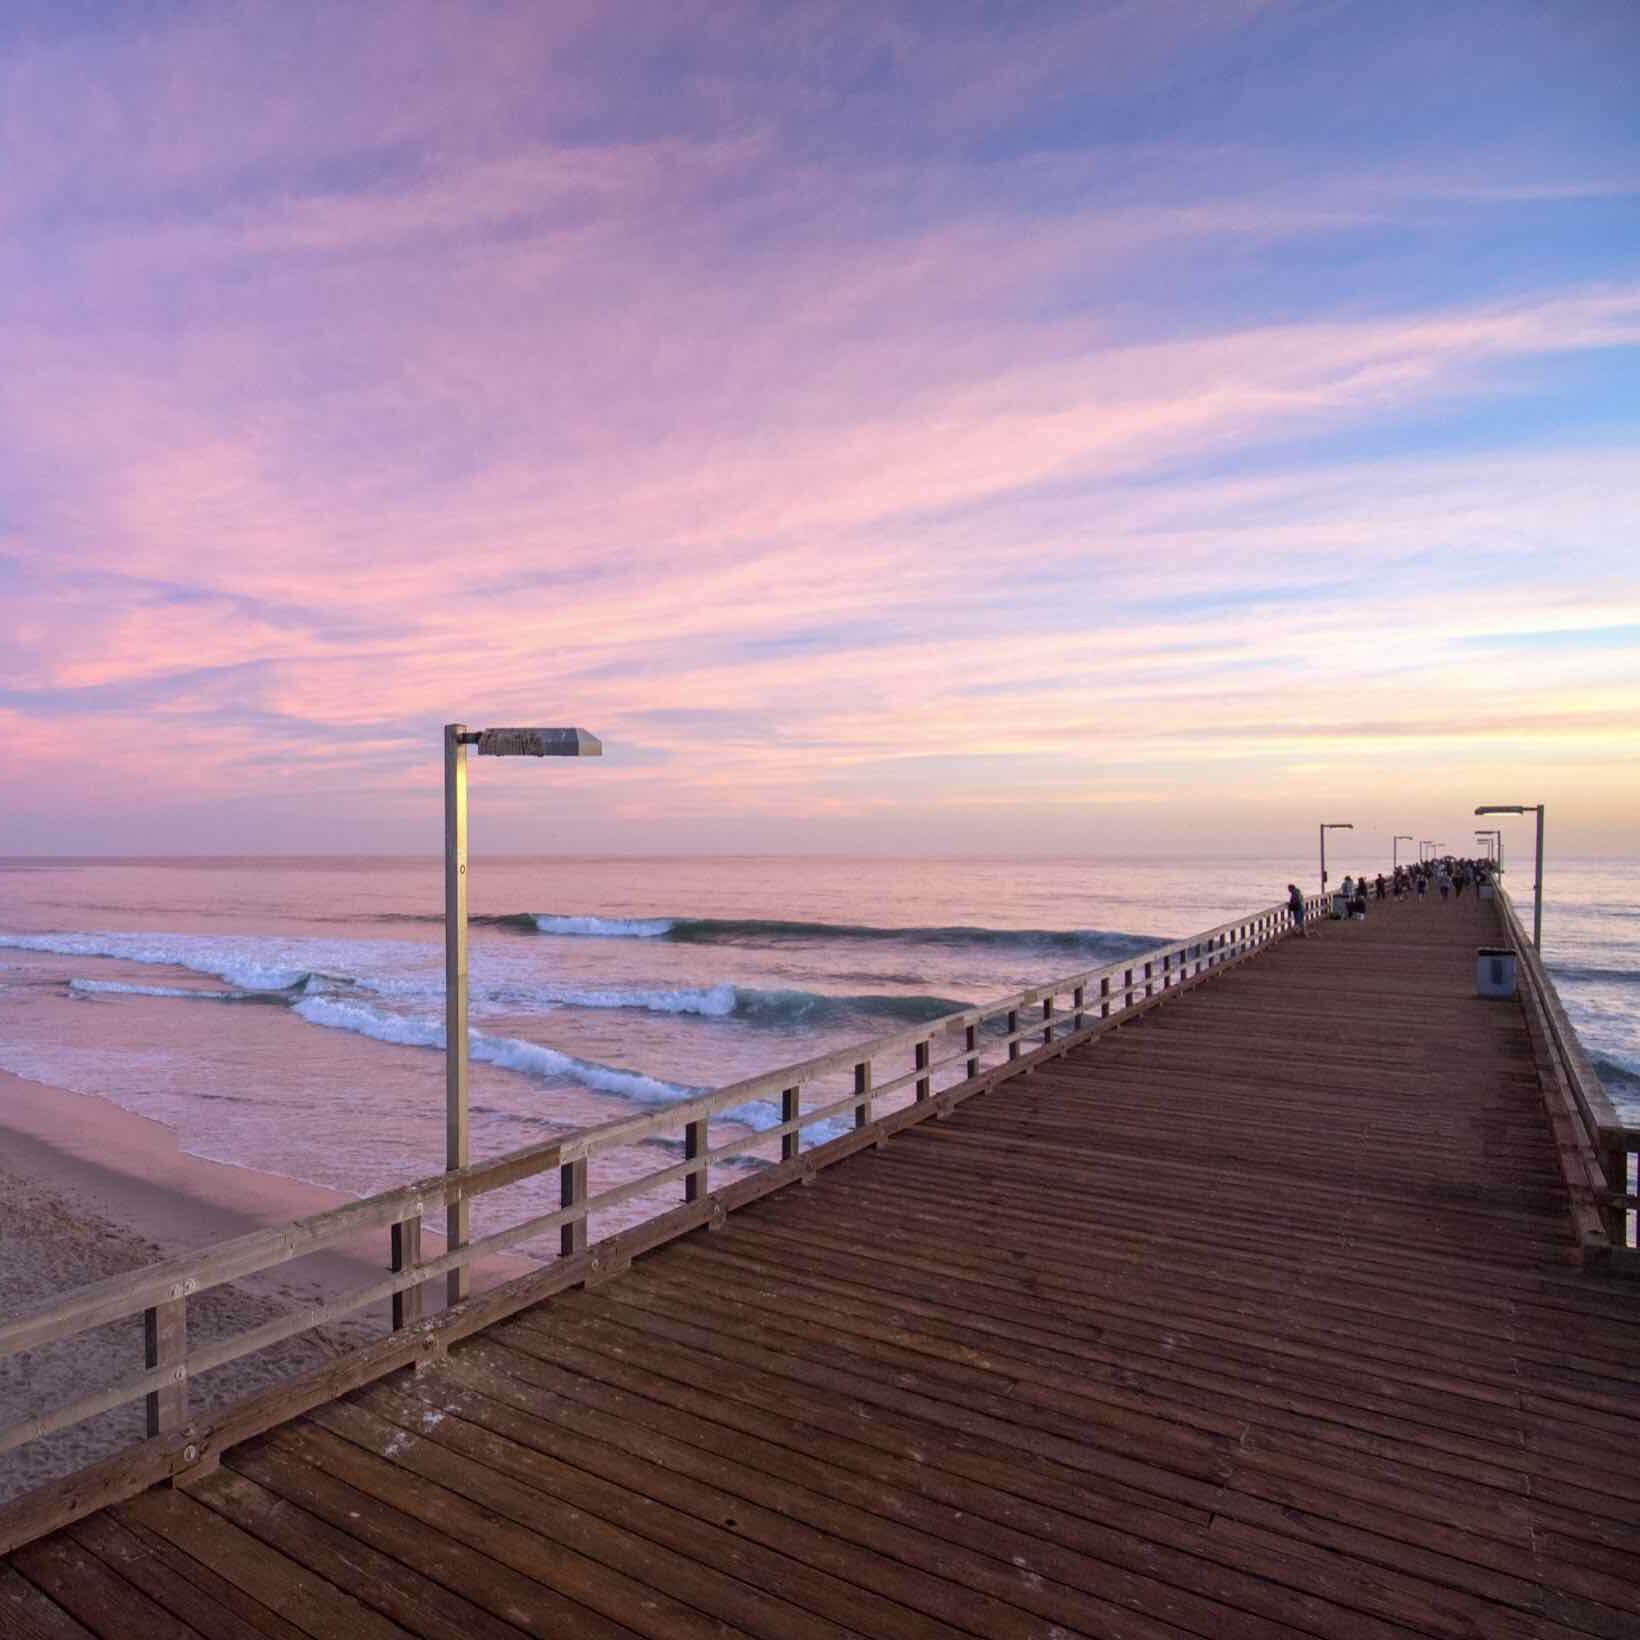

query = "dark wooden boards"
[3, 894, 1635, 1637]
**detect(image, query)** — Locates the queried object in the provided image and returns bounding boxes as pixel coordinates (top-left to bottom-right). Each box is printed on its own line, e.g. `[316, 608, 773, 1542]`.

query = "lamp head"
[475, 728, 603, 758]
[1474, 804, 1526, 816]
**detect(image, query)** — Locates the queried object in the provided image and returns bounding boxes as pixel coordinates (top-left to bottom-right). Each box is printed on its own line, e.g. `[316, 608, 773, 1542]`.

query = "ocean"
[3, 854, 1636, 1236]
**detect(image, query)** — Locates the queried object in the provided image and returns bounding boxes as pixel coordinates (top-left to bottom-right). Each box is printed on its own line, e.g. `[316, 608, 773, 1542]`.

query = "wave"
[1549, 963, 1640, 987]
[290, 996, 701, 1109]
[66, 964, 967, 1031]
[1591, 1052, 1640, 1092]
[0, 931, 351, 996]
[69, 978, 300, 1006]
[516, 914, 1162, 955]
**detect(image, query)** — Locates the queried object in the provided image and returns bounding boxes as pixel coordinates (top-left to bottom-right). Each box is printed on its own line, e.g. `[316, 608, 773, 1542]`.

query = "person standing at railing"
[1288, 883, 1310, 939]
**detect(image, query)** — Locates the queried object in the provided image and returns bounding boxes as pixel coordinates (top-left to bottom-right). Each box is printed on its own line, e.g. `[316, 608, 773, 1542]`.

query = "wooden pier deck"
[5, 894, 1638, 1638]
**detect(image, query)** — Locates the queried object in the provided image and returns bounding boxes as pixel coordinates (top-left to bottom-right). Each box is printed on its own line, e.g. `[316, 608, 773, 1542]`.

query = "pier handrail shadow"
[0, 894, 1327, 1549]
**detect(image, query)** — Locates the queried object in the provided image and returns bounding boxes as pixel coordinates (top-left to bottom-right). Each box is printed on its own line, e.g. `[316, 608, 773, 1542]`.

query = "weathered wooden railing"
[0, 893, 1325, 1550]
[1496, 884, 1639, 1269]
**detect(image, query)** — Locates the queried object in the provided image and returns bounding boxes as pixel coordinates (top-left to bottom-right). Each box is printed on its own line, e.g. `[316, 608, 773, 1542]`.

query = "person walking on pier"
[1288, 883, 1309, 938]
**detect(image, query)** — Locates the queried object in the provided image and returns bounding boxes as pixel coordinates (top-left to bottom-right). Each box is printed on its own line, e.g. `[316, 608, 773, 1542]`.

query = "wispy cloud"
[0, 0, 1635, 852]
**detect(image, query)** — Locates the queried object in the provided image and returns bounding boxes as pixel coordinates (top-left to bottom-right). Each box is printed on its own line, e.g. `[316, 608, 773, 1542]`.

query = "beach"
[0, 1068, 528, 1504]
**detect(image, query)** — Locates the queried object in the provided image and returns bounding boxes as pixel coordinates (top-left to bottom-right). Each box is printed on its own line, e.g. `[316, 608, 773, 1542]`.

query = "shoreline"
[0, 1069, 533, 1300]
[0, 1068, 532, 1504]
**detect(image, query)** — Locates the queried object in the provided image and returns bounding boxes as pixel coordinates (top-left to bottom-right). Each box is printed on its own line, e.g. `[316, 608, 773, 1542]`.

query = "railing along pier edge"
[1495, 885, 1639, 1271]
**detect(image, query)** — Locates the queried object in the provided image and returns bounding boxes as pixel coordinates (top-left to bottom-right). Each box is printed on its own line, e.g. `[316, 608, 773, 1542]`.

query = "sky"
[2, 0, 1636, 858]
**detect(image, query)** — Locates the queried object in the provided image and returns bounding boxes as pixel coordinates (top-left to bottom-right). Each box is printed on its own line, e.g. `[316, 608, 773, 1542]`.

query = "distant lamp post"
[1393, 834, 1414, 869]
[1420, 840, 1435, 862]
[1319, 822, 1353, 894]
[444, 723, 602, 1303]
[1476, 804, 1545, 948]
[1474, 828, 1500, 866]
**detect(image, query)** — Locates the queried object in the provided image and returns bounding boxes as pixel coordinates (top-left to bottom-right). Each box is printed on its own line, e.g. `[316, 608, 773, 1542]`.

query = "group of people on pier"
[1286, 855, 1495, 938]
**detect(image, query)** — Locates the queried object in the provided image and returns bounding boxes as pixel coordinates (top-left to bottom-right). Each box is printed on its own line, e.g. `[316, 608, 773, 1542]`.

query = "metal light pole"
[1420, 840, 1435, 863]
[1476, 804, 1544, 948]
[444, 723, 602, 1304]
[1393, 834, 1413, 870]
[1319, 821, 1353, 895]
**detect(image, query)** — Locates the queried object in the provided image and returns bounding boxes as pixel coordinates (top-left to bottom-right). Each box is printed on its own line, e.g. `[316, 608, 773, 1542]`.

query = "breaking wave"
[69, 978, 304, 1005]
[515, 914, 1162, 955]
[289, 997, 700, 1109]
[1550, 964, 1640, 987]
[14, 930, 973, 1033]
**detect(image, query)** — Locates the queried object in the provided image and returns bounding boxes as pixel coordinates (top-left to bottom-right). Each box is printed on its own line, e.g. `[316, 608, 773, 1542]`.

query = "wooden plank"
[368, 1367, 1305, 1640]
[357, 1375, 1103, 1640]
[9, 1533, 203, 1640]
[67, 1512, 288, 1640]
[0, 1564, 97, 1640]
[263, 1417, 789, 1640]
[217, 1436, 639, 1640]
[198, 1455, 603, 1640]
[118, 1486, 414, 1639]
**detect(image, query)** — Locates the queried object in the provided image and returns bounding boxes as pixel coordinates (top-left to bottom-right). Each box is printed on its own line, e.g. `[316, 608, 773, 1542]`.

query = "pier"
[3, 888, 1636, 1638]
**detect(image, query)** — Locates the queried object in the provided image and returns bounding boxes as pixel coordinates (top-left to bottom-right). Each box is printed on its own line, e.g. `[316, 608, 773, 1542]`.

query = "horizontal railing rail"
[1495, 885, 1639, 1263]
[0, 892, 1324, 1548]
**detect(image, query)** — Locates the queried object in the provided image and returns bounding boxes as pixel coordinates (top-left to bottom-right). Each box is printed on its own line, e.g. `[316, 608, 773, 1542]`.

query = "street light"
[1420, 839, 1435, 863]
[1474, 828, 1500, 866]
[1475, 804, 1545, 948]
[1319, 822, 1353, 894]
[1393, 834, 1413, 869]
[444, 723, 602, 1303]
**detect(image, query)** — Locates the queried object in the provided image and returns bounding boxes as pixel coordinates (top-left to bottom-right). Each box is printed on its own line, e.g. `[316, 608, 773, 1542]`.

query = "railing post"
[1072, 985, 1086, 1030]
[684, 1118, 707, 1202]
[1100, 976, 1111, 1018]
[1603, 1139, 1631, 1250]
[781, 1087, 800, 1162]
[144, 1297, 187, 1438]
[1041, 997, 1054, 1046]
[1123, 968, 1134, 1009]
[965, 1023, 979, 1080]
[915, 1039, 931, 1100]
[1144, 960, 1154, 999]
[854, 1060, 872, 1127]
[561, 1157, 588, 1255]
[1007, 1009, 1020, 1060]
[390, 1215, 424, 1330]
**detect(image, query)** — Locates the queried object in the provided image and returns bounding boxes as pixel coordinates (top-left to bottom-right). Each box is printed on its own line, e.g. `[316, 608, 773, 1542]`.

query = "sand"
[0, 1069, 530, 1506]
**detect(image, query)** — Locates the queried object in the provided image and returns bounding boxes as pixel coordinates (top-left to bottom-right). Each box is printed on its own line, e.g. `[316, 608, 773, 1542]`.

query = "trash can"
[1476, 947, 1517, 999]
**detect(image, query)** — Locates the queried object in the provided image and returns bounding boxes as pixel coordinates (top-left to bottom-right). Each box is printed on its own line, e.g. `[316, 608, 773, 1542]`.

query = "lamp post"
[1474, 828, 1499, 866]
[1393, 834, 1413, 870]
[444, 723, 602, 1304]
[1319, 822, 1353, 895]
[1476, 803, 1544, 948]
[1420, 840, 1435, 863]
